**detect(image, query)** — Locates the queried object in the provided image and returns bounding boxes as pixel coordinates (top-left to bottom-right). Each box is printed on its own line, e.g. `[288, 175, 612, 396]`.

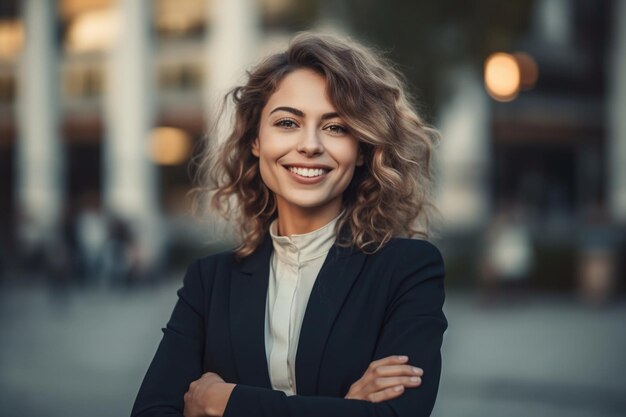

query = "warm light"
[154, 0, 207, 36]
[66, 8, 120, 53]
[60, 0, 113, 20]
[0, 20, 24, 59]
[484, 52, 521, 102]
[513, 52, 539, 91]
[148, 127, 192, 166]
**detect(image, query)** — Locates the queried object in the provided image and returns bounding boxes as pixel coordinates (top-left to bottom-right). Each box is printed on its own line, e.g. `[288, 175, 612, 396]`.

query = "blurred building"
[0, 0, 317, 275]
[0, 0, 624, 290]
[437, 0, 624, 293]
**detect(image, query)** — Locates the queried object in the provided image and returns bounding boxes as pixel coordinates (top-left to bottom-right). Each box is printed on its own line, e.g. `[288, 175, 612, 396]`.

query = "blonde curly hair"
[191, 32, 440, 259]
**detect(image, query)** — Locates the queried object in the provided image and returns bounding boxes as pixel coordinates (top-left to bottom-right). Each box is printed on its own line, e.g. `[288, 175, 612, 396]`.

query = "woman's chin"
[278, 194, 339, 211]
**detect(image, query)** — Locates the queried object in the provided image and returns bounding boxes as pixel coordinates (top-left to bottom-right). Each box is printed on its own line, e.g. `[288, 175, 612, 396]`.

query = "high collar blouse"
[264, 212, 342, 396]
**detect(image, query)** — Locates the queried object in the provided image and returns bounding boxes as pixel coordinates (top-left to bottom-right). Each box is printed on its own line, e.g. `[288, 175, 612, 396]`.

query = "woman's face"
[252, 68, 363, 216]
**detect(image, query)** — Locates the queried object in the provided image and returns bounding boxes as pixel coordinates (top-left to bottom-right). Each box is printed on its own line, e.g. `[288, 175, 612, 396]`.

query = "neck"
[275, 199, 342, 236]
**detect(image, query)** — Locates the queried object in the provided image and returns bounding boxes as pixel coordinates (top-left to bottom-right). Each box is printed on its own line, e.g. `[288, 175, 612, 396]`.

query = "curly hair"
[191, 32, 440, 259]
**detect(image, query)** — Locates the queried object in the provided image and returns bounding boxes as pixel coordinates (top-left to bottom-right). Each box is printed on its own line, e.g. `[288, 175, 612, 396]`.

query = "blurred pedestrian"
[480, 200, 534, 306]
[75, 192, 107, 286]
[102, 214, 139, 287]
[577, 203, 619, 306]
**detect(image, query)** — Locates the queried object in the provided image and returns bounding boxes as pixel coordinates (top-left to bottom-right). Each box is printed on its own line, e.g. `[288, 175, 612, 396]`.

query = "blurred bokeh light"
[66, 8, 120, 53]
[485, 52, 521, 102]
[514, 51, 539, 91]
[0, 19, 23, 59]
[148, 126, 192, 166]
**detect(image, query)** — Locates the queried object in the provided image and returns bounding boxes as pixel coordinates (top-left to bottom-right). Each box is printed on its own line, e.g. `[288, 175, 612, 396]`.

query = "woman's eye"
[275, 119, 298, 128]
[325, 124, 348, 134]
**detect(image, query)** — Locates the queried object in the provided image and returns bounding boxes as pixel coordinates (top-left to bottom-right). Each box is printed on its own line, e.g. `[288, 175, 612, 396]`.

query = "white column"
[15, 0, 63, 241]
[200, 0, 261, 239]
[608, 0, 626, 223]
[104, 0, 161, 267]
[435, 67, 490, 232]
[204, 0, 260, 143]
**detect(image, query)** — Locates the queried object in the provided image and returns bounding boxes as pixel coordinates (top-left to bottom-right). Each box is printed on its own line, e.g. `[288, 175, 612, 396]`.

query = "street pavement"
[1, 277, 624, 417]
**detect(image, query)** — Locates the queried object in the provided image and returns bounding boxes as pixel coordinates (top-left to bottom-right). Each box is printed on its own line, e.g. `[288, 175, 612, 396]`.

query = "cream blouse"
[264, 212, 341, 396]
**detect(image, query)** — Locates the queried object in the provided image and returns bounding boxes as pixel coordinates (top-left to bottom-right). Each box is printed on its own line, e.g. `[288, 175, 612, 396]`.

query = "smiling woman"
[131, 33, 447, 417]
[251, 69, 364, 234]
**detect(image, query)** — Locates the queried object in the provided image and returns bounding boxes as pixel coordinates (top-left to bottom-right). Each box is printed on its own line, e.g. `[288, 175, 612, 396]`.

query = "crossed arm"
[183, 354, 424, 416]
[130, 243, 447, 417]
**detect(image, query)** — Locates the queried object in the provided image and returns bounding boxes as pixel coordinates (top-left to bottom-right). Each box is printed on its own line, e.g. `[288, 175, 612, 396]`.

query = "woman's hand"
[183, 372, 236, 417]
[344, 355, 423, 403]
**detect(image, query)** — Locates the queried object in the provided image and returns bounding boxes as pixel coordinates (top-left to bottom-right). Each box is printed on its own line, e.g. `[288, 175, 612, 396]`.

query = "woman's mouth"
[283, 165, 331, 184]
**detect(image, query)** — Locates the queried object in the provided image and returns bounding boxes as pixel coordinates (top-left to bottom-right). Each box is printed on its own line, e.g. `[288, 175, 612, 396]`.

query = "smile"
[283, 165, 332, 184]
[287, 166, 329, 178]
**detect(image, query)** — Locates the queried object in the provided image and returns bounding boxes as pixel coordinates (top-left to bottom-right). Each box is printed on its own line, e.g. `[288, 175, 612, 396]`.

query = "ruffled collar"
[269, 211, 343, 265]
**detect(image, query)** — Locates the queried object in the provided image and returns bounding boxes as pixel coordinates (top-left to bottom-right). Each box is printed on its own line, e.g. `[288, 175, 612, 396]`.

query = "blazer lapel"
[229, 235, 273, 388]
[295, 243, 367, 395]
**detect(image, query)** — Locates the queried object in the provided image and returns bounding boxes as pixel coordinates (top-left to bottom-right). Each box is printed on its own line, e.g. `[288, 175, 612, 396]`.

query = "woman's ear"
[251, 138, 260, 157]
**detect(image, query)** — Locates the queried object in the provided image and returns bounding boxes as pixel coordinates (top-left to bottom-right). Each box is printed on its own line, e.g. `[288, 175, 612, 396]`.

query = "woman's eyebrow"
[269, 106, 304, 117]
[320, 112, 340, 121]
[269, 106, 340, 121]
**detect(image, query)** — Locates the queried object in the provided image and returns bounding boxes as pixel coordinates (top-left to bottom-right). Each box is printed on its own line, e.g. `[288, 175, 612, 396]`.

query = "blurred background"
[0, 0, 625, 416]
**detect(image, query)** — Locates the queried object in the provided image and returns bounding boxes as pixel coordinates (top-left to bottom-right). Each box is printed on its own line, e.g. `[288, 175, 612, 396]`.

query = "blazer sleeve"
[223, 241, 448, 417]
[130, 260, 206, 417]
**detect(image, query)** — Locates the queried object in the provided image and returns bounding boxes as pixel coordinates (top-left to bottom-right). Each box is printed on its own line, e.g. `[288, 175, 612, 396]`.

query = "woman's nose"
[296, 128, 324, 157]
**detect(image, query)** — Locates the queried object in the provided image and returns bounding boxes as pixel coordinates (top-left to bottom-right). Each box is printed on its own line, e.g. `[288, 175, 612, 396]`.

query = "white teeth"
[288, 166, 327, 177]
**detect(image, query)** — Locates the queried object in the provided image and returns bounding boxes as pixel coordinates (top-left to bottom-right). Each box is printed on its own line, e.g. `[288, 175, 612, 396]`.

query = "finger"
[367, 385, 405, 403]
[365, 375, 422, 394]
[347, 374, 421, 401]
[367, 355, 408, 371]
[361, 362, 419, 389]
[375, 364, 423, 377]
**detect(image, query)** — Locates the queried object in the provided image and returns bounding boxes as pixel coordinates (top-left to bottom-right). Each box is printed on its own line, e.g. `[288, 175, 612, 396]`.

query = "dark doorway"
[493, 143, 577, 220]
[67, 143, 101, 204]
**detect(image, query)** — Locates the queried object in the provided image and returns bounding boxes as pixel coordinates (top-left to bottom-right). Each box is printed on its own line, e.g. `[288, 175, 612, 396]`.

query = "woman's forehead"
[263, 69, 338, 117]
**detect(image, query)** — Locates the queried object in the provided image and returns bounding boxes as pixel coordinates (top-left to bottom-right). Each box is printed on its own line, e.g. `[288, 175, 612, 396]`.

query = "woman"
[131, 32, 447, 417]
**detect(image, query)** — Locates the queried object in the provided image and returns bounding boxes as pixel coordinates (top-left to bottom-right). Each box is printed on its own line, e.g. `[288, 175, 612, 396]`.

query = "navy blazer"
[131, 234, 448, 417]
